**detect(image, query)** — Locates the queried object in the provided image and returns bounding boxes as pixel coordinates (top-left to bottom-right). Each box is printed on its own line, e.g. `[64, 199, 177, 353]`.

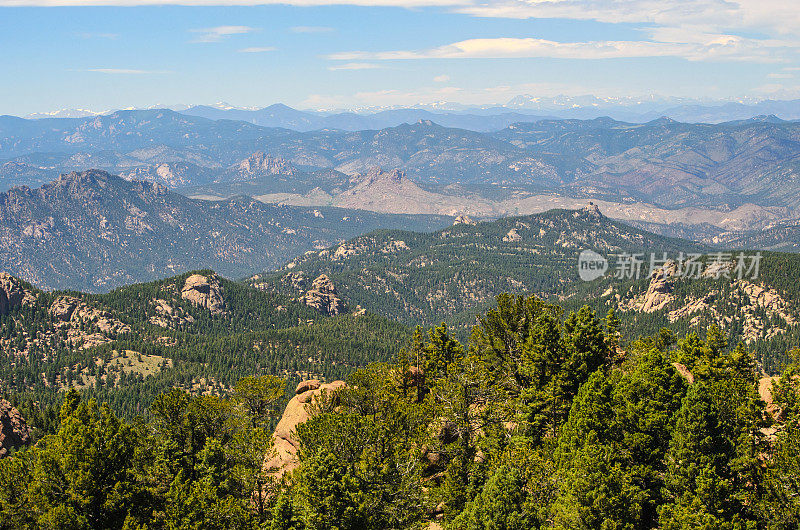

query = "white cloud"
[290, 26, 334, 33]
[768, 72, 794, 79]
[458, 0, 800, 36]
[238, 46, 276, 52]
[433, 74, 450, 82]
[0, 0, 463, 5]
[190, 25, 256, 43]
[330, 35, 792, 63]
[81, 68, 171, 74]
[328, 62, 383, 70]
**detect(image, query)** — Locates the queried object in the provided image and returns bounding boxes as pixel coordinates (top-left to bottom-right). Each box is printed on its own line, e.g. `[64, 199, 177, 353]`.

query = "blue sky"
[1, 0, 799, 115]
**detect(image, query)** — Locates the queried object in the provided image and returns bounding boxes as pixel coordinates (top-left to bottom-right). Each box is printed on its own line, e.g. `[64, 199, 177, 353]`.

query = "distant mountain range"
[21, 97, 800, 128]
[0, 170, 451, 291]
[2, 110, 799, 238]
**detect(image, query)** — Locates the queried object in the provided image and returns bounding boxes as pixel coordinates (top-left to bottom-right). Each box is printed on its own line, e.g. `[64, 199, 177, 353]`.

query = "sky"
[1, 0, 799, 115]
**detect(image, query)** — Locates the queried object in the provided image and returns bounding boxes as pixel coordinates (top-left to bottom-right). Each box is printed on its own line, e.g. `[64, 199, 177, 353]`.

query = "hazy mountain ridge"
[249, 205, 710, 325]
[0, 170, 452, 291]
[249, 205, 800, 373]
[2, 110, 800, 236]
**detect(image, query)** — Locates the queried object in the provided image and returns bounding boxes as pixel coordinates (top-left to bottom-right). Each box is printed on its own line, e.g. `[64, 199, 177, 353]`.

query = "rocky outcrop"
[453, 215, 476, 226]
[672, 363, 694, 384]
[233, 152, 298, 178]
[575, 202, 603, 221]
[0, 273, 35, 316]
[49, 296, 131, 348]
[641, 264, 676, 313]
[180, 274, 225, 314]
[503, 228, 522, 242]
[301, 274, 344, 316]
[0, 400, 31, 458]
[149, 298, 195, 328]
[50, 296, 80, 321]
[263, 379, 346, 480]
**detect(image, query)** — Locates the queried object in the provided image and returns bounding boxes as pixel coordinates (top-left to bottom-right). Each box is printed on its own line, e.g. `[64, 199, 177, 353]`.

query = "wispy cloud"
[80, 68, 171, 74]
[330, 34, 795, 63]
[290, 25, 334, 34]
[433, 74, 450, 82]
[328, 62, 382, 71]
[190, 25, 256, 43]
[457, 0, 800, 36]
[768, 72, 794, 79]
[0, 0, 463, 5]
[238, 46, 276, 53]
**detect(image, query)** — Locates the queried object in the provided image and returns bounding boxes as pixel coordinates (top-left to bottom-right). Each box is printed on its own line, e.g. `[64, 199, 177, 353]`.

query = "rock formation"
[263, 379, 346, 480]
[640, 264, 677, 313]
[180, 274, 225, 314]
[149, 298, 195, 328]
[0, 399, 31, 458]
[234, 152, 297, 178]
[453, 215, 476, 226]
[503, 228, 522, 242]
[576, 202, 603, 221]
[301, 274, 344, 315]
[0, 273, 34, 316]
[49, 295, 132, 348]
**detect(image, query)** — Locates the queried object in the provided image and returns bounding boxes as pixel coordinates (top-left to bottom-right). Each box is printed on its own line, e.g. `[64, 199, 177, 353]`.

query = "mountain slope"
[0, 170, 451, 291]
[250, 205, 800, 372]
[0, 270, 410, 418]
[2, 112, 799, 233]
[249, 205, 708, 325]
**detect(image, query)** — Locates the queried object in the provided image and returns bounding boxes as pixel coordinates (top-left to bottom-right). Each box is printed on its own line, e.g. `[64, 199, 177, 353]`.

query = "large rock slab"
[301, 274, 344, 316]
[180, 274, 225, 314]
[263, 379, 346, 480]
[0, 273, 35, 316]
[0, 400, 31, 458]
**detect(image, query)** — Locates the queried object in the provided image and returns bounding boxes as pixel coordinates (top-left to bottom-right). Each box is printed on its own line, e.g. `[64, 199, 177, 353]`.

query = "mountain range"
[2, 110, 800, 238]
[0, 170, 450, 291]
[1, 199, 797, 425]
[22, 96, 800, 127]
[249, 204, 800, 375]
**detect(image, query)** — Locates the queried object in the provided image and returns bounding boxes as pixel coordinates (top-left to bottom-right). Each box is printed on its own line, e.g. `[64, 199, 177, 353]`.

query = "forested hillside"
[0, 170, 451, 291]
[0, 270, 409, 421]
[250, 205, 706, 324]
[252, 206, 800, 372]
[2, 294, 800, 529]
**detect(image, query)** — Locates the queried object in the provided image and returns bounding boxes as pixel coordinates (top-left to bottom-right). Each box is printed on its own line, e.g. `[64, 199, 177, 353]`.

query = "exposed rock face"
[357, 167, 404, 186]
[301, 274, 344, 315]
[49, 295, 132, 348]
[0, 400, 31, 458]
[641, 264, 677, 313]
[180, 274, 225, 314]
[234, 152, 297, 178]
[50, 296, 80, 321]
[0, 273, 34, 316]
[263, 379, 346, 480]
[503, 228, 522, 242]
[672, 363, 694, 384]
[576, 202, 603, 221]
[453, 215, 476, 226]
[149, 298, 195, 328]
